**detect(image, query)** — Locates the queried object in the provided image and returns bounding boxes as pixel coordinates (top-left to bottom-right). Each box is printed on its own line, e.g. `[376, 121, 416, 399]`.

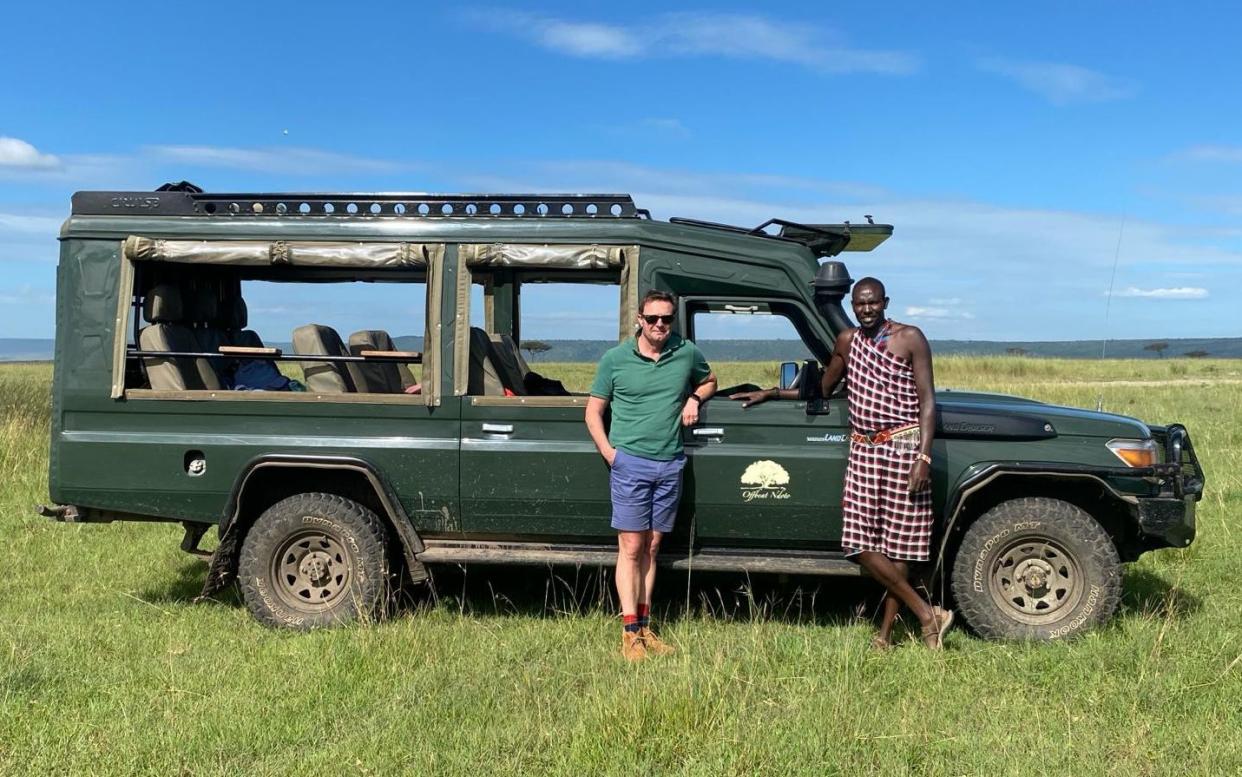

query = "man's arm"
[585, 395, 615, 466]
[682, 371, 717, 426]
[819, 329, 853, 397]
[905, 327, 936, 493]
[729, 329, 854, 408]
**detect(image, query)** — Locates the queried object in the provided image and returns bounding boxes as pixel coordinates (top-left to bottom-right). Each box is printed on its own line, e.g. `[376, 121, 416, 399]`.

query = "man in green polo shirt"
[586, 289, 716, 661]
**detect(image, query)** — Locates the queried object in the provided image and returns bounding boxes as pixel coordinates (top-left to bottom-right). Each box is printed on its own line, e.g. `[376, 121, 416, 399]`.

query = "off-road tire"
[238, 493, 389, 630]
[950, 497, 1121, 641]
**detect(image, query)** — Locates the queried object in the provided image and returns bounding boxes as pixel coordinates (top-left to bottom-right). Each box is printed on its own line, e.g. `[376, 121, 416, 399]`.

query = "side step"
[417, 540, 861, 577]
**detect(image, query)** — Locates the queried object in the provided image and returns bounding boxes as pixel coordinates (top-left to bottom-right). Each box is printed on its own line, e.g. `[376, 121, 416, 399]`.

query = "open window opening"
[123, 262, 430, 400]
[684, 299, 820, 395]
[465, 268, 622, 397]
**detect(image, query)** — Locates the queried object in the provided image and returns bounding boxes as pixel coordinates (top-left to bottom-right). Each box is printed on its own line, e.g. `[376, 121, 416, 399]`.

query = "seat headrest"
[143, 283, 184, 324]
[348, 329, 396, 351]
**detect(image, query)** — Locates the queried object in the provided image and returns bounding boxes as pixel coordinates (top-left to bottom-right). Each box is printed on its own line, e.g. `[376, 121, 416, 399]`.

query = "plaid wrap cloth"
[841, 323, 933, 561]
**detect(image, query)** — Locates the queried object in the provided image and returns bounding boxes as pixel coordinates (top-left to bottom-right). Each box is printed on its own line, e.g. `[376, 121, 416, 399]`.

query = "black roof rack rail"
[71, 190, 646, 219]
[669, 216, 870, 257]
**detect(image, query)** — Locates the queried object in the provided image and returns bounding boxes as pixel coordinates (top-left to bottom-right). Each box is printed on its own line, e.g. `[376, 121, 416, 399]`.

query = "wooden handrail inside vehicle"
[359, 350, 421, 361]
[218, 346, 281, 356]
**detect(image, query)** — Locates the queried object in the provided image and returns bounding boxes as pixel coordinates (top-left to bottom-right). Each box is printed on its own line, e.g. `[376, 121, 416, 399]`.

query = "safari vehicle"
[40, 187, 1204, 640]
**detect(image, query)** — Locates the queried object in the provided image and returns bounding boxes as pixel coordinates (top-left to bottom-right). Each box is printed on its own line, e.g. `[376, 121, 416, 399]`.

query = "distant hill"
[4, 336, 1240, 362]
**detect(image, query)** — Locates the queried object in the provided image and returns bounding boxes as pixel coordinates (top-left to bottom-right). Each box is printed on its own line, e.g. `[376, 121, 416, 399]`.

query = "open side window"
[116, 238, 443, 404]
[682, 298, 824, 395]
[457, 244, 636, 401]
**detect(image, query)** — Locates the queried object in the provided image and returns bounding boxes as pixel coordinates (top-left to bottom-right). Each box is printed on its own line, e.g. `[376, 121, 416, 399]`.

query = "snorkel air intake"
[812, 261, 855, 333]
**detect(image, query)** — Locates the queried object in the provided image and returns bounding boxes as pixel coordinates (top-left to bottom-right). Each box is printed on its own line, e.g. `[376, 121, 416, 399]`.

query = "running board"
[417, 540, 861, 577]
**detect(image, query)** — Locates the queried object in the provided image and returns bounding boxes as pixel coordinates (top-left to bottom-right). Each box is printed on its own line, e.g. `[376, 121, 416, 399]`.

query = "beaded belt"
[850, 423, 920, 446]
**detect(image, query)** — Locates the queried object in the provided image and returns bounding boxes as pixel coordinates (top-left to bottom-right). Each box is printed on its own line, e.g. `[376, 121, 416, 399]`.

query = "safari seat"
[348, 329, 417, 394]
[487, 333, 529, 395]
[292, 324, 365, 393]
[137, 283, 223, 391]
[467, 327, 506, 396]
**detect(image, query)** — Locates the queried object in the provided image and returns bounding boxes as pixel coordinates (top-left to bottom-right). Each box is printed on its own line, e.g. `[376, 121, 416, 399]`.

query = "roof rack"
[668, 216, 891, 257]
[71, 190, 648, 219]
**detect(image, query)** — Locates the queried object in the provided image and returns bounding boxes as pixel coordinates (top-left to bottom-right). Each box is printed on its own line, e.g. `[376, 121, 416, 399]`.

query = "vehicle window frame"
[680, 295, 832, 365]
[112, 249, 445, 406]
[454, 244, 639, 403]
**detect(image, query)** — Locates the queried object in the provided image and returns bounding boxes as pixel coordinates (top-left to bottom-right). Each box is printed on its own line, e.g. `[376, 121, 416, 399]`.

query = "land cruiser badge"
[740, 460, 792, 502]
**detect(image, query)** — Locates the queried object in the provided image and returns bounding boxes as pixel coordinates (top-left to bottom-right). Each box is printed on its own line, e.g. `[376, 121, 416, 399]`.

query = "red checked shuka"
[841, 321, 934, 561]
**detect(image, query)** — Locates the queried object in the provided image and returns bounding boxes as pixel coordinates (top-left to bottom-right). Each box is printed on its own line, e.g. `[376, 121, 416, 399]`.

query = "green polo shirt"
[590, 334, 712, 460]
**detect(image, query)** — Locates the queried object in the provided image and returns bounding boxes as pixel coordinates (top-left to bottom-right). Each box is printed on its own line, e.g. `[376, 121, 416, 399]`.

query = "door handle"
[481, 423, 514, 434]
[692, 427, 725, 438]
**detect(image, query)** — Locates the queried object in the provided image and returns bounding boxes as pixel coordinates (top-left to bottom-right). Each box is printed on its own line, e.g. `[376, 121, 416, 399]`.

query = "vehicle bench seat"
[137, 283, 223, 391]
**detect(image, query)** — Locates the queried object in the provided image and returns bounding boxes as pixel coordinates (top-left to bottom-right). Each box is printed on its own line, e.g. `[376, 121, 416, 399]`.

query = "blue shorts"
[610, 449, 686, 533]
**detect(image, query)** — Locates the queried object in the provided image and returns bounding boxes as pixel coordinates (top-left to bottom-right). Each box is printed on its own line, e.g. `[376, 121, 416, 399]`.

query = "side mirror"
[779, 361, 799, 390]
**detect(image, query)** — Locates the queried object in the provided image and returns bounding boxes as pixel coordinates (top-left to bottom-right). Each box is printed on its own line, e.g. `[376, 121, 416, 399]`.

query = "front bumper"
[1135, 495, 1196, 549]
[1136, 424, 1204, 550]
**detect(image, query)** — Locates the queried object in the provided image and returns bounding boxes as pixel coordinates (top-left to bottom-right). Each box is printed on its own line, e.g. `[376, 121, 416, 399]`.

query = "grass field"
[2, 358, 1239, 775]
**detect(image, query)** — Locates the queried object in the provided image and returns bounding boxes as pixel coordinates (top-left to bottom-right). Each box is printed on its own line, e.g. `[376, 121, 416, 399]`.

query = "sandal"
[870, 633, 893, 651]
[921, 607, 954, 649]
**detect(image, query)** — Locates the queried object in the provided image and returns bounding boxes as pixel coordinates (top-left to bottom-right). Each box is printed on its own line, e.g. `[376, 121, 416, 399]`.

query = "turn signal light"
[1106, 439, 1159, 468]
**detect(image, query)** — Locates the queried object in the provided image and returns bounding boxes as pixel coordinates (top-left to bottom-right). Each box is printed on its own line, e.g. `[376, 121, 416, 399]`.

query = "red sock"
[637, 603, 650, 628]
[622, 614, 640, 634]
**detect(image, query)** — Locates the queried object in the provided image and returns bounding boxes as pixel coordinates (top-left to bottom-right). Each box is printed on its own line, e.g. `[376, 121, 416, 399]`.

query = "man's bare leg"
[638, 530, 662, 609]
[856, 551, 943, 645]
[616, 531, 646, 617]
[873, 561, 908, 647]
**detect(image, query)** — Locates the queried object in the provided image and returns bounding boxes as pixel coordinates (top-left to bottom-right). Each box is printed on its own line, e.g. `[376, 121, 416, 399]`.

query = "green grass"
[2, 360, 1240, 775]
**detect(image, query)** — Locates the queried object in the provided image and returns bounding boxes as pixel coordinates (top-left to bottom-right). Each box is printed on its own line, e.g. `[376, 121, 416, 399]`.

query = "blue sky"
[2, 2, 1240, 342]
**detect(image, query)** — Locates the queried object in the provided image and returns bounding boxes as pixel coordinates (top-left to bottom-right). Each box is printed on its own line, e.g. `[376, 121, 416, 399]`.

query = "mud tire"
[238, 493, 388, 630]
[950, 497, 1121, 641]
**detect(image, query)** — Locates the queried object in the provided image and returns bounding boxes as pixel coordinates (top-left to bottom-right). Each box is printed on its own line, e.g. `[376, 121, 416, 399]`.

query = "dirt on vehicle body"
[39, 187, 1205, 639]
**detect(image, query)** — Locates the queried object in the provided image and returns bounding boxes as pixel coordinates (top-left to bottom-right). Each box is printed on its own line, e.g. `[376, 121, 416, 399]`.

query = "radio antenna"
[1098, 213, 1127, 410]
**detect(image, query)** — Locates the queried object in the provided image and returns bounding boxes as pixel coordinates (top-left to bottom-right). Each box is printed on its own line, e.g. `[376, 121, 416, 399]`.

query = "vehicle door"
[679, 299, 851, 549]
[457, 263, 624, 543]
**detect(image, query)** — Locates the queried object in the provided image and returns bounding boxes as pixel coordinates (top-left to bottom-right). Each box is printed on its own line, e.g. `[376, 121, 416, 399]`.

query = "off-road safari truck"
[41, 188, 1204, 639]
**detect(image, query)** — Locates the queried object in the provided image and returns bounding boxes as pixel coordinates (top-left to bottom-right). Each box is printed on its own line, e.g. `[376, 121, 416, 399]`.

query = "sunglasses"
[640, 314, 675, 325]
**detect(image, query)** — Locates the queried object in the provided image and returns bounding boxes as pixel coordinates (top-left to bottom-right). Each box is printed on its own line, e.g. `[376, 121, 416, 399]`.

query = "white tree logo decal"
[739, 460, 792, 502]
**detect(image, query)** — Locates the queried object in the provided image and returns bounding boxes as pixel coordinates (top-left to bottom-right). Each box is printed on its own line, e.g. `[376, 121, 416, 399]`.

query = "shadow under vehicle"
[39, 187, 1204, 639]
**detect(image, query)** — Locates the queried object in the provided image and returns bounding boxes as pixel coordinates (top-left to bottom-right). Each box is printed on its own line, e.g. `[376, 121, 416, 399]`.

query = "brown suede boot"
[638, 627, 675, 656]
[621, 631, 648, 661]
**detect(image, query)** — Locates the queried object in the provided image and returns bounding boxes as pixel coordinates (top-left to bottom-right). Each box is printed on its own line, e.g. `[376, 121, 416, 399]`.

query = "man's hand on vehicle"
[729, 389, 774, 408]
[682, 397, 700, 426]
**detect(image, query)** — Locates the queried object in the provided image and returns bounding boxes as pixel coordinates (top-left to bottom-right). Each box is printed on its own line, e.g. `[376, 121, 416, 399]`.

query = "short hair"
[852, 277, 886, 298]
[639, 289, 677, 313]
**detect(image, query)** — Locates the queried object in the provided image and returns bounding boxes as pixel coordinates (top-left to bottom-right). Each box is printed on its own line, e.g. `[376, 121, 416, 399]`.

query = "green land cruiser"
[39, 187, 1204, 640]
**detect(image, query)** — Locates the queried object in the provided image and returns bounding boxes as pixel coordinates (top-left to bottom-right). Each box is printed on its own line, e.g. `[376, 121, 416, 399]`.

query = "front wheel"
[950, 497, 1121, 640]
[238, 493, 389, 630]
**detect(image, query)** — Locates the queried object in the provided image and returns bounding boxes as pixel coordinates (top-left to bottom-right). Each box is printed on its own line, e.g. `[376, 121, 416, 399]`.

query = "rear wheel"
[238, 493, 388, 630]
[950, 497, 1121, 640]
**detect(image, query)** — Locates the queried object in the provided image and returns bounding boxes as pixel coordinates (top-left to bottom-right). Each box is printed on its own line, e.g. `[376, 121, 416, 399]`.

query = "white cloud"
[1113, 286, 1209, 299]
[471, 11, 919, 75]
[0, 284, 55, 305]
[147, 145, 410, 175]
[978, 59, 1137, 104]
[1174, 145, 1242, 163]
[905, 306, 975, 320]
[0, 137, 60, 169]
[0, 213, 63, 233]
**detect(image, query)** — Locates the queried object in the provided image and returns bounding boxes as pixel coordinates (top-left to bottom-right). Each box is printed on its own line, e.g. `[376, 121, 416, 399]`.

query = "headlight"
[1106, 438, 1159, 468]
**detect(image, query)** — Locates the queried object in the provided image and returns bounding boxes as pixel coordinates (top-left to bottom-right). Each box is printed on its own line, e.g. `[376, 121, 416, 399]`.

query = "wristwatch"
[687, 393, 703, 405]
[916, 452, 932, 464]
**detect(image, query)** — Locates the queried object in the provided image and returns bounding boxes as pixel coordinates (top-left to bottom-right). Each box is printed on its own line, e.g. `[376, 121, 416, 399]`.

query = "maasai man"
[729, 277, 953, 649]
